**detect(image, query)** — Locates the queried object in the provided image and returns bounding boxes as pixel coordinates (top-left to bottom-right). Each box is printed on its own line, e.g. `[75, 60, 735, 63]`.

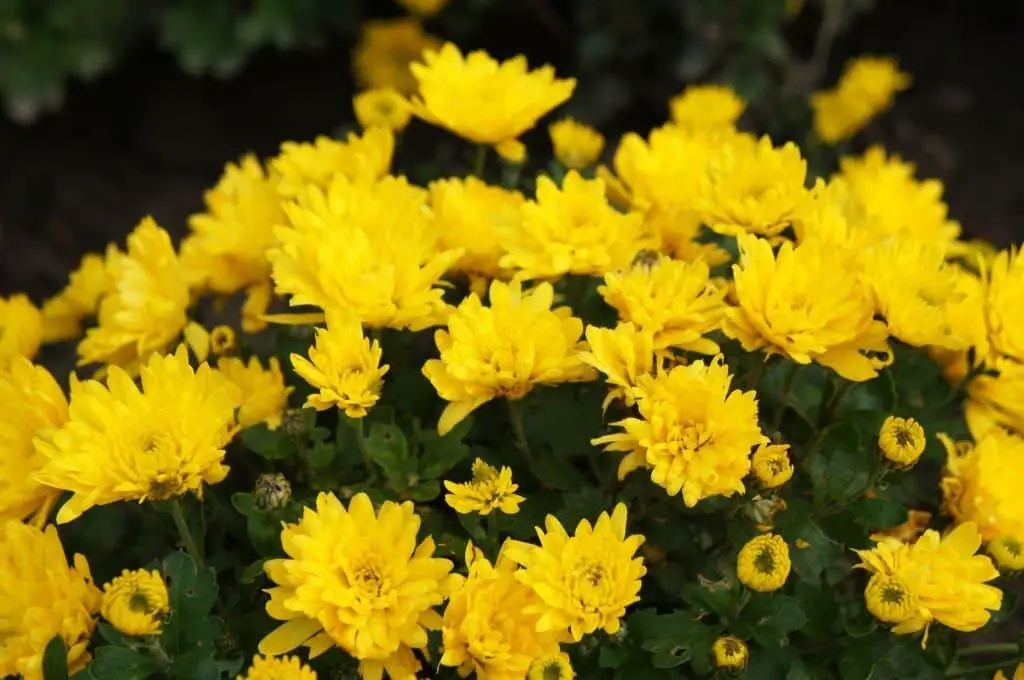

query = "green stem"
[472, 145, 488, 178]
[946, 658, 1020, 678]
[770, 363, 800, 433]
[170, 498, 204, 569]
[743, 355, 770, 392]
[956, 643, 1019, 658]
[507, 399, 549, 489]
[353, 418, 378, 483]
[819, 380, 854, 428]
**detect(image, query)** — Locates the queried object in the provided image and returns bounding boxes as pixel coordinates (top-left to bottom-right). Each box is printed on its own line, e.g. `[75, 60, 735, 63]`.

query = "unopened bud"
[254, 473, 291, 510]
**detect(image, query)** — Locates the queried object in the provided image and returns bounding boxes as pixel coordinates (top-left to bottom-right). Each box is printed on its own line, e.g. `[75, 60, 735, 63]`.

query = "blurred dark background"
[0, 0, 1021, 299]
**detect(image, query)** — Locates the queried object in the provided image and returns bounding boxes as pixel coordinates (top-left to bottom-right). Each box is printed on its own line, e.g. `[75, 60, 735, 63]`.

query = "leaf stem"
[956, 643, 1019, 658]
[819, 379, 854, 428]
[170, 498, 204, 569]
[353, 418, 377, 483]
[472, 145, 488, 178]
[770, 363, 800, 433]
[507, 399, 549, 489]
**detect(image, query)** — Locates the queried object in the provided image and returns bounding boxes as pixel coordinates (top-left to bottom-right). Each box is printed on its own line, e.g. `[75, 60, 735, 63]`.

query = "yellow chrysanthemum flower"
[939, 430, 1024, 543]
[549, 118, 605, 169]
[410, 43, 575, 155]
[353, 18, 441, 95]
[0, 521, 101, 680]
[870, 510, 933, 544]
[505, 504, 646, 641]
[579, 323, 655, 410]
[429, 176, 524, 283]
[498, 172, 648, 279]
[669, 84, 745, 132]
[527, 652, 575, 680]
[751, 442, 794, 488]
[396, 0, 451, 16]
[696, 134, 810, 240]
[598, 253, 727, 354]
[995, 664, 1024, 680]
[0, 358, 67, 523]
[238, 655, 317, 680]
[856, 522, 1002, 644]
[878, 416, 926, 467]
[423, 279, 595, 436]
[217, 356, 293, 430]
[210, 325, 236, 355]
[271, 127, 395, 198]
[444, 458, 525, 516]
[77, 217, 190, 370]
[100, 569, 169, 636]
[35, 346, 238, 524]
[988, 535, 1024, 572]
[724, 234, 892, 381]
[269, 174, 460, 331]
[811, 56, 910, 144]
[441, 543, 559, 679]
[594, 357, 763, 505]
[353, 88, 411, 132]
[737, 533, 791, 592]
[0, 293, 43, 368]
[984, 247, 1024, 363]
[40, 250, 113, 342]
[711, 635, 749, 671]
[964, 355, 1024, 438]
[290, 310, 389, 418]
[259, 492, 453, 680]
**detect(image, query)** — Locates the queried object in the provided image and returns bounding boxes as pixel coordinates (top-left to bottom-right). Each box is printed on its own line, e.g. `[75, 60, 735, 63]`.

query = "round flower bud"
[989, 534, 1024, 571]
[254, 473, 292, 510]
[528, 652, 574, 680]
[100, 569, 170, 636]
[864, 573, 917, 624]
[210, 325, 236, 356]
[878, 415, 926, 467]
[751, 442, 794, 488]
[281, 408, 308, 439]
[712, 635, 749, 671]
[737, 533, 791, 592]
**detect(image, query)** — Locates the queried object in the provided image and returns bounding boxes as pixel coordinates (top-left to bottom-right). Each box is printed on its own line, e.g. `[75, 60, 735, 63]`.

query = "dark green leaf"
[851, 497, 906, 531]
[42, 636, 68, 680]
[418, 418, 472, 480]
[162, 552, 219, 657]
[306, 440, 336, 469]
[170, 651, 220, 680]
[230, 492, 256, 518]
[409, 480, 441, 502]
[808, 422, 874, 504]
[88, 647, 161, 680]
[241, 424, 294, 460]
[240, 559, 267, 584]
[365, 423, 415, 490]
[96, 622, 126, 646]
[530, 453, 587, 491]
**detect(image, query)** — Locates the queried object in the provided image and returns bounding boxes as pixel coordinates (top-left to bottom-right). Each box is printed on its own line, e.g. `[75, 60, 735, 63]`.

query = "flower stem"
[770, 363, 800, 433]
[472, 145, 488, 178]
[170, 498, 204, 569]
[507, 399, 549, 489]
[353, 418, 377, 483]
[956, 643, 1019, 658]
[819, 379, 854, 428]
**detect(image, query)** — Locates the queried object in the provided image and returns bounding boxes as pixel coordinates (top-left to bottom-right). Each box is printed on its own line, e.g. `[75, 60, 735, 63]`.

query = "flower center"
[893, 426, 916, 449]
[670, 420, 714, 456]
[754, 546, 776, 575]
[1004, 537, 1022, 557]
[353, 560, 386, 598]
[723, 639, 744, 658]
[543, 663, 564, 680]
[129, 592, 153, 613]
[570, 560, 610, 611]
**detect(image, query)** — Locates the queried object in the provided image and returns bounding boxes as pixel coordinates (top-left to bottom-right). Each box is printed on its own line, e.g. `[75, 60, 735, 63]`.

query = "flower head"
[995, 664, 1024, 680]
[290, 310, 388, 418]
[41, 251, 112, 342]
[724, 234, 892, 381]
[505, 504, 646, 641]
[271, 127, 394, 198]
[35, 347, 238, 523]
[217, 356, 293, 429]
[711, 635, 749, 671]
[737, 533, 791, 592]
[751, 442, 794, 488]
[964, 355, 1024, 438]
[411, 43, 575, 153]
[238, 655, 317, 680]
[498, 172, 648, 279]
[423, 279, 595, 435]
[0, 521, 100, 680]
[527, 653, 575, 680]
[669, 85, 745, 132]
[579, 323, 655, 410]
[210, 325, 236, 355]
[100, 569, 169, 636]
[0, 293, 43, 368]
[879, 416, 926, 467]
[259, 492, 453, 680]
[549, 118, 605, 169]
[354, 18, 440, 95]
[988, 535, 1024, 572]
[812, 56, 910, 143]
[354, 88, 411, 132]
[984, 247, 1024, 362]
[445, 458, 525, 516]
[254, 472, 292, 511]
[940, 430, 1024, 542]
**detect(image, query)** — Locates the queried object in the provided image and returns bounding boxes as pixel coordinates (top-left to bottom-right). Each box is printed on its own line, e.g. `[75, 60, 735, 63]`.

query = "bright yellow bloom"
[498, 172, 648, 279]
[995, 664, 1024, 680]
[444, 459, 524, 516]
[505, 504, 646, 641]
[290, 310, 388, 418]
[271, 127, 395, 198]
[696, 134, 810, 240]
[724, 234, 892, 381]
[411, 43, 575, 154]
[812, 56, 910, 143]
[210, 325, 236, 355]
[270, 174, 460, 331]
[429, 176, 524, 281]
[751, 442, 793, 488]
[441, 543, 559, 679]
[396, 0, 450, 17]
[598, 253, 727, 353]
[77, 217, 190, 370]
[711, 635, 749, 671]
[549, 118, 605, 169]
[35, 347, 238, 524]
[964, 356, 1024, 438]
[527, 653, 574, 680]
[0, 293, 43, 368]
[0, 358, 67, 523]
[579, 323, 655, 410]
[259, 492, 453, 680]
[737, 533, 791, 592]
[354, 88, 411, 132]
[856, 522, 1002, 644]
[238, 655, 317, 680]
[984, 247, 1024, 363]
[595, 357, 763, 505]
[40, 250, 112, 342]
[423, 279, 595, 435]
[669, 85, 745, 132]
[353, 18, 441, 95]
[0, 521, 100, 680]
[100, 569, 169, 636]
[940, 430, 1024, 543]
[217, 356, 293, 429]
[988, 535, 1024, 572]
[879, 416, 926, 467]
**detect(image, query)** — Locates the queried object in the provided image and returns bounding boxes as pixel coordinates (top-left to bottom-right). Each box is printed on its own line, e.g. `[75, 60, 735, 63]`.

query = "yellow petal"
[184, 322, 211, 363]
[258, 617, 323, 656]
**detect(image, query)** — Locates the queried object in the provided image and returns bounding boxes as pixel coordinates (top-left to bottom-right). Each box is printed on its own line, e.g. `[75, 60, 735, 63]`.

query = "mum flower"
[0, 293, 43, 368]
[77, 217, 190, 370]
[498, 172, 648, 279]
[751, 442, 794, 488]
[35, 347, 238, 523]
[444, 458, 524, 516]
[856, 522, 1002, 645]
[879, 416, 926, 467]
[579, 323, 655, 410]
[724, 234, 892, 381]
[290, 310, 388, 418]
[100, 569, 169, 636]
[423, 280, 595, 436]
[598, 253, 727, 354]
[217, 356, 293, 429]
[238, 655, 317, 680]
[737, 533, 791, 592]
[0, 521, 101, 680]
[711, 636, 749, 671]
[269, 174, 460, 331]
[549, 118, 605, 169]
[271, 127, 395, 198]
[528, 653, 574, 680]
[983, 247, 1024, 362]
[669, 84, 745, 132]
[505, 504, 646, 641]
[354, 18, 440, 95]
[353, 88, 411, 132]
[988, 535, 1024, 572]
[963, 355, 1024, 438]
[0, 358, 67, 523]
[440, 543, 559, 679]
[259, 492, 453, 680]
[410, 43, 575, 159]
[811, 56, 910, 144]
[594, 357, 764, 505]
[210, 325, 236, 355]
[996, 665, 1024, 680]
[40, 250, 113, 342]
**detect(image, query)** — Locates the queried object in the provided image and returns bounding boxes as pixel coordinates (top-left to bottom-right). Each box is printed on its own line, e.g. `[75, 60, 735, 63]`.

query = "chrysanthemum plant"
[3, 42, 1023, 680]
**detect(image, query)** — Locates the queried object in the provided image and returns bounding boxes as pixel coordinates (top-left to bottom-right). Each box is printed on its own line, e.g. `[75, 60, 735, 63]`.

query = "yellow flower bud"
[210, 325, 236, 355]
[989, 534, 1024, 571]
[751, 442, 794, 488]
[549, 117, 605, 170]
[100, 569, 169, 636]
[737, 533, 791, 592]
[879, 416, 926, 466]
[353, 88, 411, 132]
[712, 635, 749, 671]
[528, 652, 574, 680]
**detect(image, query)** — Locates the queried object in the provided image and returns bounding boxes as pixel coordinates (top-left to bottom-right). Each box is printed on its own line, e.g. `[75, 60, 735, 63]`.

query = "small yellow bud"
[737, 533, 791, 592]
[549, 117, 605, 170]
[527, 652, 574, 680]
[751, 442, 794, 488]
[989, 534, 1024, 572]
[878, 416, 926, 466]
[100, 569, 170, 636]
[495, 138, 527, 165]
[712, 635, 749, 671]
[353, 88, 411, 132]
[210, 325, 236, 355]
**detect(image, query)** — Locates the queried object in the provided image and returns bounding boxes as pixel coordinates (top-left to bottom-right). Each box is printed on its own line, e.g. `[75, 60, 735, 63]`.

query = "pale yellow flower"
[444, 459, 524, 515]
[353, 88, 411, 132]
[549, 118, 605, 169]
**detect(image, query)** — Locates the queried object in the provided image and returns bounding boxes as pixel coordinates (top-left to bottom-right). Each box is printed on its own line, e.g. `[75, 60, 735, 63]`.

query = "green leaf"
[808, 422, 875, 504]
[240, 559, 267, 584]
[306, 440, 336, 469]
[230, 492, 256, 518]
[241, 424, 294, 460]
[162, 552, 219, 658]
[42, 636, 68, 680]
[96, 622, 126, 646]
[530, 453, 587, 491]
[365, 423, 415, 490]
[599, 645, 627, 669]
[171, 650, 221, 680]
[418, 418, 472, 480]
[409, 480, 441, 502]
[88, 647, 161, 680]
[850, 497, 906, 531]
[776, 500, 846, 585]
